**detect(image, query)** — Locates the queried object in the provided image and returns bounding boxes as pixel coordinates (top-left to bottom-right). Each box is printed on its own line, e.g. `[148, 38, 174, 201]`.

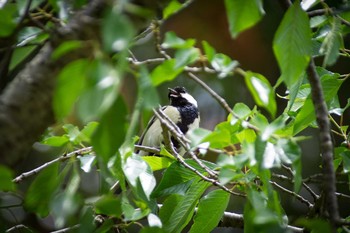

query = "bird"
[137, 86, 200, 156]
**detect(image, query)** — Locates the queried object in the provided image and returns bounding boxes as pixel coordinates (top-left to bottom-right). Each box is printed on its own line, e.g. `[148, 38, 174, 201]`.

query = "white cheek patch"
[180, 93, 198, 107]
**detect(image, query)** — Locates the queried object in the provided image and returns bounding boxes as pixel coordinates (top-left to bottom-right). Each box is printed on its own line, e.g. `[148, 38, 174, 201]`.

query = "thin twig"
[282, 164, 319, 201]
[153, 109, 245, 197]
[6, 224, 31, 233]
[154, 108, 217, 178]
[13, 147, 93, 183]
[270, 181, 313, 209]
[134, 145, 161, 155]
[50, 224, 80, 233]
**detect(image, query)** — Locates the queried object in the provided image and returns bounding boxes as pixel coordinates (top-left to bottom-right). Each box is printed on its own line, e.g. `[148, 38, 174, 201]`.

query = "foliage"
[1, 0, 350, 232]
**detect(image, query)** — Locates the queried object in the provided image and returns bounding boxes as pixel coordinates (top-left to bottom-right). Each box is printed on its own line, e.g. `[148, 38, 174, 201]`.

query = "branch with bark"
[0, 0, 106, 166]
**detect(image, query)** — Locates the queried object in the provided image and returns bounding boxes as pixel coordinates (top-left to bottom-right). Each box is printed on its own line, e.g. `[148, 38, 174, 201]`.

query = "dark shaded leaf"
[273, 1, 312, 87]
[189, 189, 230, 233]
[224, 0, 265, 38]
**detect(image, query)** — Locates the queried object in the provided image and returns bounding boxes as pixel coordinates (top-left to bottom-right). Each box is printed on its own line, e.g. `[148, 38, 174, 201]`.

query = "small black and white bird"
[137, 86, 200, 156]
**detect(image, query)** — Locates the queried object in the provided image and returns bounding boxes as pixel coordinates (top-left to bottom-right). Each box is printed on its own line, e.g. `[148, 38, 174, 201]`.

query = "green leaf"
[92, 97, 127, 162]
[25, 163, 60, 217]
[163, 0, 182, 19]
[80, 121, 99, 143]
[102, 10, 134, 52]
[161, 32, 196, 49]
[320, 17, 342, 67]
[152, 160, 217, 198]
[244, 188, 285, 233]
[147, 213, 162, 228]
[121, 195, 150, 221]
[140, 227, 167, 233]
[139, 66, 160, 110]
[78, 207, 96, 233]
[174, 48, 200, 68]
[187, 128, 212, 147]
[189, 189, 230, 233]
[0, 4, 17, 37]
[52, 40, 83, 60]
[94, 195, 122, 217]
[63, 124, 84, 144]
[224, 0, 265, 38]
[297, 218, 332, 233]
[273, 0, 312, 87]
[202, 41, 238, 78]
[293, 98, 315, 134]
[41, 135, 69, 147]
[211, 53, 238, 78]
[293, 73, 343, 134]
[50, 171, 81, 227]
[142, 156, 174, 171]
[159, 194, 182, 225]
[340, 151, 350, 173]
[202, 41, 216, 62]
[245, 71, 277, 117]
[78, 154, 96, 173]
[53, 59, 89, 119]
[161, 180, 211, 233]
[151, 59, 184, 86]
[123, 154, 156, 200]
[17, 0, 44, 15]
[0, 165, 15, 191]
[77, 61, 121, 123]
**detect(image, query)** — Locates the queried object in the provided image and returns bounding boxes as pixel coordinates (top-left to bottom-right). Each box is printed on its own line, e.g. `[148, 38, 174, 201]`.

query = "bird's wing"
[137, 105, 168, 146]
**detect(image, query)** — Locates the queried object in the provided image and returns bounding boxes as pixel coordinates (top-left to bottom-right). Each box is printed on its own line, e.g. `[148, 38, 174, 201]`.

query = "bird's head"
[168, 86, 197, 107]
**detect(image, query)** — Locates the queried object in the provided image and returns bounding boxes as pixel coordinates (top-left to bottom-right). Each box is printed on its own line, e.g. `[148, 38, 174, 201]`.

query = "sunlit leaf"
[52, 40, 83, 60]
[161, 31, 196, 49]
[123, 154, 156, 199]
[142, 156, 174, 171]
[224, 0, 265, 38]
[163, 0, 182, 19]
[273, 0, 312, 87]
[174, 48, 200, 68]
[151, 59, 184, 86]
[78, 154, 96, 173]
[202, 41, 216, 62]
[245, 71, 277, 117]
[148, 213, 162, 228]
[41, 135, 69, 147]
[211, 53, 238, 78]
[53, 59, 89, 119]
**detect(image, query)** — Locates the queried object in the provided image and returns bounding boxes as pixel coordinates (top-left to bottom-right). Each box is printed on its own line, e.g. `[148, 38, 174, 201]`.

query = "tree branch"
[306, 59, 340, 229]
[0, 0, 107, 166]
[13, 147, 93, 183]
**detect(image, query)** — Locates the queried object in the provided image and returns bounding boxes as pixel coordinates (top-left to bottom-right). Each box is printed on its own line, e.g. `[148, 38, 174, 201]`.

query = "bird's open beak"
[168, 88, 179, 96]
